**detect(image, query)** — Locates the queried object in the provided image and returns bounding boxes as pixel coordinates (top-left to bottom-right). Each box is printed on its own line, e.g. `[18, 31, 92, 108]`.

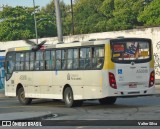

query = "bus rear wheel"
[17, 87, 32, 105]
[99, 97, 117, 105]
[64, 87, 83, 107]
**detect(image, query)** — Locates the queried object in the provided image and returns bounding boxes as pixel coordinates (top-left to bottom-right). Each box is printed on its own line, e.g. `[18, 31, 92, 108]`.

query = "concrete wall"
[1, 27, 160, 80]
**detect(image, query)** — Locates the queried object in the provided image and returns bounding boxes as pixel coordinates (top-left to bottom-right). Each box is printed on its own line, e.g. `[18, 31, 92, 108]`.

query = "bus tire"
[18, 87, 32, 105]
[64, 87, 83, 107]
[99, 97, 117, 105]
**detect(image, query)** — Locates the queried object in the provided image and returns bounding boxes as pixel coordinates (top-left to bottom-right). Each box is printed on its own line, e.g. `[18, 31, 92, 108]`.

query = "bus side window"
[92, 47, 104, 69]
[67, 49, 78, 70]
[80, 48, 86, 69]
[67, 49, 73, 69]
[80, 47, 91, 69]
[85, 48, 91, 69]
[39, 52, 44, 70]
[73, 49, 79, 69]
[30, 52, 35, 70]
[35, 51, 44, 70]
[45, 51, 51, 70]
[25, 52, 30, 70]
[92, 47, 96, 68]
[7, 61, 14, 74]
[51, 50, 55, 69]
[16, 53, 25, 71]
[56, 50, 61, 70]
[62, 50, 67, 70]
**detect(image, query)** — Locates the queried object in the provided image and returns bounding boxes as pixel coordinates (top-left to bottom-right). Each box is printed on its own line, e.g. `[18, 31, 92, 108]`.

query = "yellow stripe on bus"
[100, 77, 103, 89]
[150, 46, 154, 69]
[103, 44, 115, 70]
[150, 55, 154, 68]
[15, 47, 30, 51]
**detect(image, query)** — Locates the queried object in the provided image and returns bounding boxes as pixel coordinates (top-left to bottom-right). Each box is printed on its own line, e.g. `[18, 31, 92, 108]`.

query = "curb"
[0, 112, 58, 121]
[15, 113, 57, 121]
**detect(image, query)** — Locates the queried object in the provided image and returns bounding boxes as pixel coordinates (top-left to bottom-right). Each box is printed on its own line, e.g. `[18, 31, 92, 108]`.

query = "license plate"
[129, 84, 137, 88]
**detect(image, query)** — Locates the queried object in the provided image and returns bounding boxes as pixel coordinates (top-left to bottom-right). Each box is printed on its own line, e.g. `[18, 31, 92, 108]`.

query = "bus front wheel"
[64, 87, 83, 107]
[99, 97, 117, 105]
[17, 87, 32, 105]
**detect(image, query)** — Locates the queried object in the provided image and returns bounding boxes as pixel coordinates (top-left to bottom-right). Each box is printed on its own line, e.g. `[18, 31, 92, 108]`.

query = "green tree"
[0, 5, 56, 41]
[41, 0, 70, 36]
[138, 0, 160, 26]
[0, 0, 158, 42]
[111, 0, 145, 30]
[73, 0, 146, 33]
[98, 0, 114, 31]
[73, 0, 105, 34]
[0, 6, 35, 41]
[36, 11, 56, 38]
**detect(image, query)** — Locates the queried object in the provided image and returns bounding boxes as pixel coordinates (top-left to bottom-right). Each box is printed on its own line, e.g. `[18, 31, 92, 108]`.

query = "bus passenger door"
[5, 52, 16, 96]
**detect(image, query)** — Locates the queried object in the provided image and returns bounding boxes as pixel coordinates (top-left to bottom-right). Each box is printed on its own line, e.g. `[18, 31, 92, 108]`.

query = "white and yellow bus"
[5, 38, 155, 107]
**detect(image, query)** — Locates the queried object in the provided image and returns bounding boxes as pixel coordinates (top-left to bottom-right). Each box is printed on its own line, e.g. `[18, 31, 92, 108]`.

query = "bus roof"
[7, 38, 110, 52]
[7, 37, 151, 52]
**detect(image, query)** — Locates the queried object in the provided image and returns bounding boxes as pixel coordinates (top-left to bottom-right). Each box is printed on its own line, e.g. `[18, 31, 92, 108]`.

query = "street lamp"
[37, 18, 47, 23]
[0, 5, 3, 11]
[143, 0, 152, 5]
[0, 4, 6, 11]
[32, 0, 38, 44]
[0, 5, 7, 23]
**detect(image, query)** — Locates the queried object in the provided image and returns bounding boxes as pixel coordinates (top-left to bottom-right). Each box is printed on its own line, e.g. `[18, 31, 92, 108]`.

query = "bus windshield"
[111, 38, 152, 63]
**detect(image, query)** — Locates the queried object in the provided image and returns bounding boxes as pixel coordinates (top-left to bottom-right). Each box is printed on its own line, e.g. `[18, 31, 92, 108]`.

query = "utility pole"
[71, 0, 74, 35]
[33, 0, 38, 44]
[54, 0, 63, 43]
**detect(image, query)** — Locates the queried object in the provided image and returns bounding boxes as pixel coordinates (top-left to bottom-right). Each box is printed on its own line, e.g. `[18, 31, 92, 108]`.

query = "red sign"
[113, 44, 124, 52]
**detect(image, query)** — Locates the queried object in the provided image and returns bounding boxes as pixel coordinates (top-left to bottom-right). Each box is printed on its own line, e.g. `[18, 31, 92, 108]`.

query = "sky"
[0, 0, 71, 8]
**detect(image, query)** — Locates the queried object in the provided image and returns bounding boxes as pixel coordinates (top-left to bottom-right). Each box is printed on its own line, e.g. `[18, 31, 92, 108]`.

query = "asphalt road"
[0, 95, 160, 129]
[0, 95, 160, 119]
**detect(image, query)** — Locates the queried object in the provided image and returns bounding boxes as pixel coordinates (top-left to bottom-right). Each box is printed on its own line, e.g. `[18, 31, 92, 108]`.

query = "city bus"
[4, 38, 155, 107]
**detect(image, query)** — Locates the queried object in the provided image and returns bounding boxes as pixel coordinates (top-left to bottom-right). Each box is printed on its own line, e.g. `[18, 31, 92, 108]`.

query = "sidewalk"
[155, 85, 160, 94]
[0, 89, 4, 98]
